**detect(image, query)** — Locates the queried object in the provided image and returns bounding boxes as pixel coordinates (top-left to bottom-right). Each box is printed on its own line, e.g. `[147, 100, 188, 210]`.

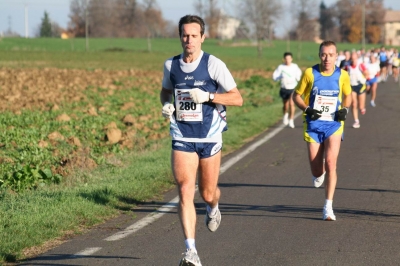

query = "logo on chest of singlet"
[185, 75, 194, 80]
[194, 80, 206, 86]
[320, 90, 339, 96]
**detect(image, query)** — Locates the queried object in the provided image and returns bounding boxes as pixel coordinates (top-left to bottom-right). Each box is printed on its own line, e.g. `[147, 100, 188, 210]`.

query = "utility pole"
[362, 1, 366, 50]
[85, 0, 89, 51]
[24, 4, 29, 38]
[8, 16, 12, 34]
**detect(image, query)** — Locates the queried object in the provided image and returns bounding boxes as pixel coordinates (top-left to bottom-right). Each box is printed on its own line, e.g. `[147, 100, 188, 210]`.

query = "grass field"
[0, 37, 388, 263]
[0, 37, 384, 70]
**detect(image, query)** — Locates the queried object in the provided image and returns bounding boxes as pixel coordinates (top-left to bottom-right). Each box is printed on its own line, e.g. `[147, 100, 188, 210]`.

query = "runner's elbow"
[235, 95, 243, 106]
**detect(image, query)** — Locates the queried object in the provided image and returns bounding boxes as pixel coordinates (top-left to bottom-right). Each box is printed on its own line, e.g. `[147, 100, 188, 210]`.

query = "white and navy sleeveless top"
[162, 51, 236, 143]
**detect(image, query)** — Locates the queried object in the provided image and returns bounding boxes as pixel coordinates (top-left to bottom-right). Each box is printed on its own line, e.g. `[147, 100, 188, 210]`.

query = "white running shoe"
[179, 248, 202, 266]
[288, 119, 295, 128]
[352, 121, 360, 128]
[370, 100, 376, 107]
[323, 207, 336, 221]
[205, 209, 221, 232]
[283, 113, 289, 126]
[313, 173, 325, 188]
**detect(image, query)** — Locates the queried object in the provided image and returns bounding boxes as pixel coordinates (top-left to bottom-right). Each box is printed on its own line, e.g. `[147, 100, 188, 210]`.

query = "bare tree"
[194, 0, 205, 18]
[365, 0, 385, 44]
[88, 0, 116, 37]
[334, 0, 384, 44]
[68, 0, 88, 37]
[51, 21, 65, 37]
[142, 0, 165, 51]
[319, 1, 336, 40]
[291, 0, 318, 60]
[239, 0, 282, 58]
[67, 0, 173, 39]
[193, 0, 221, 38]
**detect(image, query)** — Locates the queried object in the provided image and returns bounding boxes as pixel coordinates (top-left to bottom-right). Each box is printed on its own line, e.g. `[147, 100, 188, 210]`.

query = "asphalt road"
[21, 78, 400, 266]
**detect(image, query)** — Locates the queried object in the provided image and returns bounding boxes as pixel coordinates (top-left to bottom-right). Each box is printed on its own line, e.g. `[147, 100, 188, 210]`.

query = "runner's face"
[284, 55, 292, 65]
[319, 45, 337, 72]
[180, 23, 205, 56]
[351, 53, 358, 65]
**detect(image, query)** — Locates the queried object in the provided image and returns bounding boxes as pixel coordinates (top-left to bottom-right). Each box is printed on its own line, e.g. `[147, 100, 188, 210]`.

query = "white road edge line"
[73, 247, 102, 257]
[104, 112, 302, 242]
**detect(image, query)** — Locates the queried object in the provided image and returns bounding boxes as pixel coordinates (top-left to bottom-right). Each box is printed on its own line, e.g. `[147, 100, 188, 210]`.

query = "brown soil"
[0, 67, 271, 112]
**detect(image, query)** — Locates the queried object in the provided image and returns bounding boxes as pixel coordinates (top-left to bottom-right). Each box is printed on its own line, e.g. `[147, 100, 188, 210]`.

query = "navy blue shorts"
[172, 140, 222, 159]
[279, 88, 294, 100]
[380, 61, 388, 68]
[351, 84, 366, 95]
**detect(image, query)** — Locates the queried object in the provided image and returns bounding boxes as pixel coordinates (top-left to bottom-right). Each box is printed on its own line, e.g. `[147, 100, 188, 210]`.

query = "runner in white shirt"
[365, 54, 380, 107]
[336, 50, 345, 67]
[272, 52, 302, 128]
[358, 48, 370, 64]
[390, 49, 399, 82]
[346, 51, 368, 128]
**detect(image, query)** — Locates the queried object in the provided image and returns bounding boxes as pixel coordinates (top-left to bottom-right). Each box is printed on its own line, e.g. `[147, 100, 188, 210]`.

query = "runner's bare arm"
[341, 92, 352, 108]
[292, 92, 308, 111]
[212, 88, 243, 106]
[160, 88, 173, 105]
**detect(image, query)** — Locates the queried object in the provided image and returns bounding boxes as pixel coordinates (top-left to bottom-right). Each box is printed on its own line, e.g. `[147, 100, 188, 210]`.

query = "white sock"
[185, 239, 196, 250]
[314, 172, 325, 179]
[206, 203, 219, 216]
[325, 199, 333, 209]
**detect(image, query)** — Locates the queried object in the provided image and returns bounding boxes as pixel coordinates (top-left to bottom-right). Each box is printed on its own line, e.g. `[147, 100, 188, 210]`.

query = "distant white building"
[217, 16, 240, 40]
[383, 10, 400, 46]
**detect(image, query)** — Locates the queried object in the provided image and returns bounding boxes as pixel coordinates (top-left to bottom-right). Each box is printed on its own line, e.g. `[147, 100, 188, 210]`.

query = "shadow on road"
[19, 254, 139, 266]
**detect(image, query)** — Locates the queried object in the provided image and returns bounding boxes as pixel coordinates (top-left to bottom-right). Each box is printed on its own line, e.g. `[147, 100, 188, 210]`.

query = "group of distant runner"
[275, 45, 400, 130]
[336, 46, 399, 128]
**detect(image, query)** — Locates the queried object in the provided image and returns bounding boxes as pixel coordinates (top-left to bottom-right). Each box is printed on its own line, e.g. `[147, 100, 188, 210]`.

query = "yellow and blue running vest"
[295, 64, 352, 143]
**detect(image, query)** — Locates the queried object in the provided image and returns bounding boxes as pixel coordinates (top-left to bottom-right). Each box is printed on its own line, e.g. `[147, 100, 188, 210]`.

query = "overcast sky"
[1, 0, 400, 38]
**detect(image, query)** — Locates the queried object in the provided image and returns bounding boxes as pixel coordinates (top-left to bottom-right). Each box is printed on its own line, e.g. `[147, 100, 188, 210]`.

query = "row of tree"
[320, 0, 385, 44]
[67, 0, 174, 38]
[39, 0, 386, 47]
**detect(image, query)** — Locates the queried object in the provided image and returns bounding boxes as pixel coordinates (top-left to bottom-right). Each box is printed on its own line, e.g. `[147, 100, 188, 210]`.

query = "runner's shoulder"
[303, 66, 314, 77]
[208, 54, 227, 68]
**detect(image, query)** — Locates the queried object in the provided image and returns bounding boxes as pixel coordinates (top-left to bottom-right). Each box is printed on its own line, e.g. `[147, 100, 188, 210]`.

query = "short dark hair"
[283, 52, 293, 58]
[178, 15, 205, 37]
[319, 40, 337, 54]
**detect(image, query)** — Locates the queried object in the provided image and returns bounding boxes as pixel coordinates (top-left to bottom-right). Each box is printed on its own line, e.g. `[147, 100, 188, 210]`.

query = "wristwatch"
[209, 93, 215, 102]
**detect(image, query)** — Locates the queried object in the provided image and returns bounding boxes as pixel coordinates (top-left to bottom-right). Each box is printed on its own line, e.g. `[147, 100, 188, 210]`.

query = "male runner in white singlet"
[160, 15, 243, 266]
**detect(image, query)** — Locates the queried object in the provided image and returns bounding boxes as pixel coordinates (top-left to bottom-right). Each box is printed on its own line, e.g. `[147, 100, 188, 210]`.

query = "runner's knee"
[199, 187, 216, 203]
[178, 183, 196, 202]
[325, 158, 337, 172]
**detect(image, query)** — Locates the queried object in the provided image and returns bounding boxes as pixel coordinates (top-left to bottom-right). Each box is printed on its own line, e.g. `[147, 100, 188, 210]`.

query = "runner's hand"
[189, 88, 210, 104]
[336, 107, 348, 121]
[162, 102, 175, 118]
[305, 106, 322, 120]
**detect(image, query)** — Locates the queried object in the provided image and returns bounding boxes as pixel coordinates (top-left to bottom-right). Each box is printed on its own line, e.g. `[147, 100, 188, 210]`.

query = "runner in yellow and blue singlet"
[293, 40, 352, 221]
[296, 63, 352, 143]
